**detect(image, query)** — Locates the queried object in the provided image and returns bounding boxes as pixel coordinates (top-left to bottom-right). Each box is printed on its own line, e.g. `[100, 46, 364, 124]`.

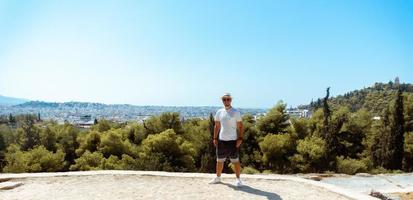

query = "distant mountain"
[303, 80, 413, 115]
[0, 95, 29, 106]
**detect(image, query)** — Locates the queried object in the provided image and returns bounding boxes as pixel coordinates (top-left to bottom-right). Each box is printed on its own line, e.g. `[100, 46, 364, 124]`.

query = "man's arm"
[237, 121, 244, 139]
[236, 121, 244, 147]
[213, 121, 221, 146]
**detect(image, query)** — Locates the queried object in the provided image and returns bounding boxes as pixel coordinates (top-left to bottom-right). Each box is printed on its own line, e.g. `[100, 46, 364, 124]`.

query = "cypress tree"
[322, 87, 338, 169]
[322, 87, 331, 137]
[385, 87, 405, 169]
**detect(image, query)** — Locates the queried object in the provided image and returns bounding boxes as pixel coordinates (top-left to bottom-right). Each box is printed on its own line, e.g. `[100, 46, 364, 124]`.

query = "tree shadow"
[220, 182, 282, 200]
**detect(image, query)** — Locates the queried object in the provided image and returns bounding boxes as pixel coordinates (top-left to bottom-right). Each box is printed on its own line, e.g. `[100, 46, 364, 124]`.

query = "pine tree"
[20, 115, 40, 151]
[199, 113, 216, 173]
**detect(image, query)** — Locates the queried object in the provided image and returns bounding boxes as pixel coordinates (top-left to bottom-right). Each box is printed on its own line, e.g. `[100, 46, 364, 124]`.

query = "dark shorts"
[216, 140, 239, 162]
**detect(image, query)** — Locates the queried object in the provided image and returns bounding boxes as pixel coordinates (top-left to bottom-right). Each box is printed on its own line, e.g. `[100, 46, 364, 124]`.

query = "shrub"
[370, 166, 391, 174]
[3, 145, 65, 173]
[102, 155, 121, 170]
[336, 156, 368, 175]
[242, 166, 260, 174]
[118, 154, 139, 170]
[290, 135, 326, 173]
[296, 135, 326, 161]
[259, 133, 295, 172]
[138, 129, 195, 172]
[70, 150, 104, 171]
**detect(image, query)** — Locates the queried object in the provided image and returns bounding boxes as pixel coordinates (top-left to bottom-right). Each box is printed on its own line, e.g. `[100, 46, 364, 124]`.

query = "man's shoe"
[235, 178, 243, 187]
[208, 176, 221, 184]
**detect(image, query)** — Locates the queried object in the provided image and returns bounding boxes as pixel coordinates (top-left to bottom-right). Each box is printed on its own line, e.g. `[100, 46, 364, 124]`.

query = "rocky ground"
[2, 170, 410, 200]
[0, 174, 349, 200]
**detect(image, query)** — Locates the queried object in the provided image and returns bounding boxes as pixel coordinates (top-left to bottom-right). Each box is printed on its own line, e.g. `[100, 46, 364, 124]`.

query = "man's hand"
[236, 139, 242, 148]
[213, 139, 218, 147]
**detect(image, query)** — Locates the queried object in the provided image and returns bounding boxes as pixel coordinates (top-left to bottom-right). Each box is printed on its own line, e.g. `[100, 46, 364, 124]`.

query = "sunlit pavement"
[320, 173, 413, 196]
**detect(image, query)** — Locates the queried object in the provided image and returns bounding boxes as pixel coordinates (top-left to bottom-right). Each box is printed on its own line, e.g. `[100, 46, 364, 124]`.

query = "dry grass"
[395, 192, 413, 200]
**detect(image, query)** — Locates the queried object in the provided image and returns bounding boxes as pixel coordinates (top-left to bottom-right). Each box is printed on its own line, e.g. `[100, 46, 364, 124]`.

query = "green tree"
[0, 130, 5, 170]
[123, 123, 147, 145]
[138, 129, 195, 172]
[370, 118, 391, 168]
[18, 115, 40, 151]
[143, 112, 184, 135]
[257, 101, 290, 135]
[290, 118, 310, 140]
[101, 155, 122, 170]
[142, 116, 163, 135]
[8, 113, 16, 125]
[290, 135, 326, 172]
[199, 114, 216, 173]
[118, 154, 139, 170]
[75, 130, 101, 156]
[40, 127, 57, 152]
[56, 124, 80, 168]
[336, 156, 368, 175]
[340, 109, 371, 159]
[259, 133, 296, 173]
[159, 112, 183, 134]
[98, 129, 137, 158]
[384, 88, 405, 170]
[3, 145, 65, 173]
[403, 132, 413, 171]
[404, 93, 413, 132]
[182, 118, 211, 172]
[93, 119, 112, 132]
[0, 124, 17, 147]
[239, 114, 262, 170]
[370, 96, 405, 170]
[322, 87, 340, 169]
[69, 150, 104, 171]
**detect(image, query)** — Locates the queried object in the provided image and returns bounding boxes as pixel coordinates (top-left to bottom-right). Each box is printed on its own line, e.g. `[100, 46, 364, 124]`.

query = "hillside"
[305, 80, 413, 115]
[0, 95, 28, 106]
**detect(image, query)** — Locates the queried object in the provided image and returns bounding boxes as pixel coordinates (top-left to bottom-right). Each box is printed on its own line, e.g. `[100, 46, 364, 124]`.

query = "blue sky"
[0, 0, 412, 108]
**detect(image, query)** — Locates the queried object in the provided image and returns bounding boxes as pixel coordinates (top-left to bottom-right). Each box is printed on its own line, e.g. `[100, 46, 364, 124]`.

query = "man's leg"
[209, 158, 225, 184]
[230, 141, 242, 186]
[209, 140, 226, 184]
[216, 160, 224, 177]
[216, 140, 225, 177]
[233, 161, 241, 178]
[230, 141, 241, 178]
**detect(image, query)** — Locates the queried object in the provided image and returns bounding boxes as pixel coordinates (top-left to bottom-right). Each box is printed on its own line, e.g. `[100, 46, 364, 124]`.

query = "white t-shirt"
[214, 107, 242, 141]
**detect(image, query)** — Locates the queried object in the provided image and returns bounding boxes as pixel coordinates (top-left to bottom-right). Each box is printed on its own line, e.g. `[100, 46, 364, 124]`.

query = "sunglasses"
[222, 98, 232, 102]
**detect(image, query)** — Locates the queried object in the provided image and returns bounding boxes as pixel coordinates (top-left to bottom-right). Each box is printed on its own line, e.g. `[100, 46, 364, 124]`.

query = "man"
[209, 93, 244, 187]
